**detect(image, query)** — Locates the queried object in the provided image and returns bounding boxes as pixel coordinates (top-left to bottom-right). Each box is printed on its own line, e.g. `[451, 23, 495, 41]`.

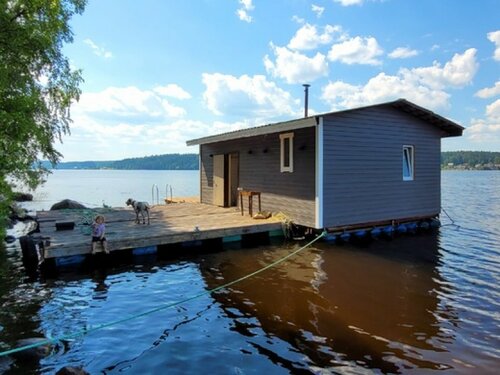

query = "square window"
[403, 145, 414, 181]
[280, 133, 294, 173]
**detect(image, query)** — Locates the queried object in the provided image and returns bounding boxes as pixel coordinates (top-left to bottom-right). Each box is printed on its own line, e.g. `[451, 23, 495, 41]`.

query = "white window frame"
[280, 132, 294, 173]
[403, 145, 414, 181]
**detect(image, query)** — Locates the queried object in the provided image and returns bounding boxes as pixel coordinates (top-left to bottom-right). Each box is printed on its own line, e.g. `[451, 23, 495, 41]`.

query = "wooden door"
[213, 154, 225, 206]
[228, 153, 239, 206]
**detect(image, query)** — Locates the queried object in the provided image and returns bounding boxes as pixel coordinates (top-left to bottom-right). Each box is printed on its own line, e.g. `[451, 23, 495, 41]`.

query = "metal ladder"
[151, 184, 173, 205]
[151, 184, 160, 205]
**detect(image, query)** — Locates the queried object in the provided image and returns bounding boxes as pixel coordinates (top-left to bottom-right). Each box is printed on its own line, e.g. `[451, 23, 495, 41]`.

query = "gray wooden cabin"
[186, 99, 463, 230]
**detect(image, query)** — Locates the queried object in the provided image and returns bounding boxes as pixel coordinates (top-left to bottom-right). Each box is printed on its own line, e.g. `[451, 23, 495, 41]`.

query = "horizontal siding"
[200, 128, 316, 227]
[323, 106, 441, 228]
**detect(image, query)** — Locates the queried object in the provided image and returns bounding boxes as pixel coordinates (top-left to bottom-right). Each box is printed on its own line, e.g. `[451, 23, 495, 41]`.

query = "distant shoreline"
[40, 151, 499, 171]
[45, 167, 199, 171]
[441, 166, 500, 171]
[43, 166, 499, 171]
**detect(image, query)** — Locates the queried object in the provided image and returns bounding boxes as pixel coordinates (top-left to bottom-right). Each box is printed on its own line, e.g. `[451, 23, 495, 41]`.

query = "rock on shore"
[50, 199, 87, 210]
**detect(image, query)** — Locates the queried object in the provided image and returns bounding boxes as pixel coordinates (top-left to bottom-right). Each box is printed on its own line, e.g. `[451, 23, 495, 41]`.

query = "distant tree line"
[441, 151, 500, 169]
[41, 151, 500, 171]
[42, 153, 199, 170]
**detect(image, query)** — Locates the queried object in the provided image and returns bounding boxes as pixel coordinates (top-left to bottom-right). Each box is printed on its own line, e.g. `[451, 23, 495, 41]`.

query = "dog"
[126, 198, 151, 225]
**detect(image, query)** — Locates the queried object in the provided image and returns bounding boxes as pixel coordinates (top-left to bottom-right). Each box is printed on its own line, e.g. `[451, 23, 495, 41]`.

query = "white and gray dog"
[126, 198, 151, 225]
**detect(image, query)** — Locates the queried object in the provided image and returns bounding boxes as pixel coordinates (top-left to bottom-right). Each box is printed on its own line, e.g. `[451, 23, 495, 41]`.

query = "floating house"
[186, 99, 463, 231]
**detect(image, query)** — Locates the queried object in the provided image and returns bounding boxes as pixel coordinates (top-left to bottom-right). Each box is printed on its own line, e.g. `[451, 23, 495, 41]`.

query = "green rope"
[0, 231, 326, 357]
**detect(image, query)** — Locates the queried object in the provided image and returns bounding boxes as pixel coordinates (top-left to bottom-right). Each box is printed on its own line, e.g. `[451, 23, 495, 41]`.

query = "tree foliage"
[0, 0, 86, 230]
[441, 151, 500, 167]
[41, 153, 200, 170]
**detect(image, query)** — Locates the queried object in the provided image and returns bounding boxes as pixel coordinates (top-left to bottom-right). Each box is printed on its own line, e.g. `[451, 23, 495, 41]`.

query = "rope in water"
[0, 231, 326, 357]
[441, 206, 461, 229]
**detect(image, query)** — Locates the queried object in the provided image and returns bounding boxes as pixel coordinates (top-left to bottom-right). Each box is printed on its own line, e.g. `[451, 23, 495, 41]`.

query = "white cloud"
[321, 74, 450, 111]
[388, 47, 419, 59]
[264, 44, 328, 84]
[239, 0, 253, 9]
[311, 4, 325, 17]
[236, 0, 254, 23]
[288, 24, 343, 51]
[291, 15, 305, 24]
[154, 84, 192, 100]
[486, 99, 500, 120]
[60, 116, 252, 161]
[475, 81, 500, 98]
[466, 119, 500, 142]
[431, 44, 440, 51]
[84, 38, 113, 59]
[73, 86, 187, 122]
[404, 48, 478, 89]
[333, 0, 364, 6]
[467, 100, 500, 143]
[328, 36, 383, 65]
[202, 73, 298, 118]
[487, 30, 500, 61]
[321, 49, 479, 111]
[59, 85, 207, 160]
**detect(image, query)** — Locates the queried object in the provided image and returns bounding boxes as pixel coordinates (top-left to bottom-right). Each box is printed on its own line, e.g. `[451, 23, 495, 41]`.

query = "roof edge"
[186, 116, 318, 146]
[186, 98, 464, 146]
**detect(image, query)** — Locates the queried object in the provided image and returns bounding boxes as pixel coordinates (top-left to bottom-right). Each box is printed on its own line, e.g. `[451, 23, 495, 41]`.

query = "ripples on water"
[1, 171, 499, 374]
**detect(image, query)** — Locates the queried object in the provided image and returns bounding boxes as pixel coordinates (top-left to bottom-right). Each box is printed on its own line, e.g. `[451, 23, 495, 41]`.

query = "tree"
[0, 0, 86, 231]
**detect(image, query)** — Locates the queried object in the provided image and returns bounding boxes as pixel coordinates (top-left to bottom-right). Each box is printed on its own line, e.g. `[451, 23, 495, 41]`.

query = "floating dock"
[33, 202, 283, 261]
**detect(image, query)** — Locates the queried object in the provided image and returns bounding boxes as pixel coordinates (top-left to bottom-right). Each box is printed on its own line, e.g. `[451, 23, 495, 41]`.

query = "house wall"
[200, 127, 317, 227]
[322, 106, 442, 228]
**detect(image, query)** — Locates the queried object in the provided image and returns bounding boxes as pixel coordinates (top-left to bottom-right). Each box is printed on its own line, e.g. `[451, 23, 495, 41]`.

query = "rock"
[55, 366, 89, 375]
[12, 192, 33, 202]
[4, 235, 16, 244]
[8, 203, 26, 220]
[50, 199, 87, 210]
[12, 338, 53, 361]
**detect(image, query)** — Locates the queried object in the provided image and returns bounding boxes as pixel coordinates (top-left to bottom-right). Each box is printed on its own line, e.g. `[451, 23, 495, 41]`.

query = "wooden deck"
[36, 203, 283, 259]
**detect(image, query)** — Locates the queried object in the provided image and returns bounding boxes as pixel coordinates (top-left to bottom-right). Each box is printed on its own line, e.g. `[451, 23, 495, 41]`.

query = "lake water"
[18, 170, 200, 211]
[1, 170, 499, 374]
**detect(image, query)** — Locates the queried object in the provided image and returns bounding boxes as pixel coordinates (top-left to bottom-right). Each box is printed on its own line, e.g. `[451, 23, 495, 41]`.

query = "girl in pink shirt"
[91, 215, 109, 254]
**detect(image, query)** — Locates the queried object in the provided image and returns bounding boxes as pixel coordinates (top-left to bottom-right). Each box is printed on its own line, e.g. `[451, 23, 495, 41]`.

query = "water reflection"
[92, 269, 109, 298]
[1, 230, 497, 373]
[200, 233, 458, 373]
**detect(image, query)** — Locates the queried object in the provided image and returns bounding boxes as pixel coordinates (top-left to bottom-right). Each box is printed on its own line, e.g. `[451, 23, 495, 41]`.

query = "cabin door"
[213, 153, 239, 207]
[213, 154, 225, 206]
[228, 153, 239, 206]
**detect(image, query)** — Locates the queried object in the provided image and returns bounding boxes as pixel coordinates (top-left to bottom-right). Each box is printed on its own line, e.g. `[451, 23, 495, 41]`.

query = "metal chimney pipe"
[303, 84, 310, 117]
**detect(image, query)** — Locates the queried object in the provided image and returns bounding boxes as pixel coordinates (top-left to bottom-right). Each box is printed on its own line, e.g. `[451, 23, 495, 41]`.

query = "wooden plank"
[37, 203, 283, 259]
[213, 154, 225, 206]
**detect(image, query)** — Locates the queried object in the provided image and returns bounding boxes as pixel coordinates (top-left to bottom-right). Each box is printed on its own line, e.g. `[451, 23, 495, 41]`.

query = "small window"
[403, 145, 414, 181]
[280, 132, 294, 173]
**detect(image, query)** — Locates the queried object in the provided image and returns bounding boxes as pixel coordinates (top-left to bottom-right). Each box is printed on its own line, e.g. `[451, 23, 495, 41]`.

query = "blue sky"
[60, 0, 500, 161]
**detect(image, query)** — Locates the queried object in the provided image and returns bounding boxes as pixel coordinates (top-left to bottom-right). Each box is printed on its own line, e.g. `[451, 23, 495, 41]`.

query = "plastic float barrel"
[339, 232, 351, 242]
[354, 230, 367, 239]
[406, 222, 418, 233]
[382, 226, 394, 237]
[396, 224, 407, 234]
[370, 227, 382, 237]
[133, 245, 157, 256]
[324, 233, 337, 242]
[430, 218, 441, 228]
[419, 221, 430, 230]
[55, 255, 87, 267]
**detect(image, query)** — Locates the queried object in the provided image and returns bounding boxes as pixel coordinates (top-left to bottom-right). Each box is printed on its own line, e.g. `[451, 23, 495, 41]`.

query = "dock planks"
[36, 202, 283, 259]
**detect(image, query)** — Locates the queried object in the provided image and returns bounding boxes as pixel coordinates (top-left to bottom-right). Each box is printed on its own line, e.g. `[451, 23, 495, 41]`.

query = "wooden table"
[239, 191, 261, 217]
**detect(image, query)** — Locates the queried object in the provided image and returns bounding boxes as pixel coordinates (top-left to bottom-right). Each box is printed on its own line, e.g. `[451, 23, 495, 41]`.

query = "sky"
[59, 0, 500, 161]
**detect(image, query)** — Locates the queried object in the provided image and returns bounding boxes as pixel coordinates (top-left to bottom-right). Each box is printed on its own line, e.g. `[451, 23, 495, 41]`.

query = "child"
[91, 215, 109, 254]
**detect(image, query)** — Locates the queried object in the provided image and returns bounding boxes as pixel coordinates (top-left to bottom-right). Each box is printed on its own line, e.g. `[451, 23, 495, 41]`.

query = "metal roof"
[186, 98, 464, 146]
